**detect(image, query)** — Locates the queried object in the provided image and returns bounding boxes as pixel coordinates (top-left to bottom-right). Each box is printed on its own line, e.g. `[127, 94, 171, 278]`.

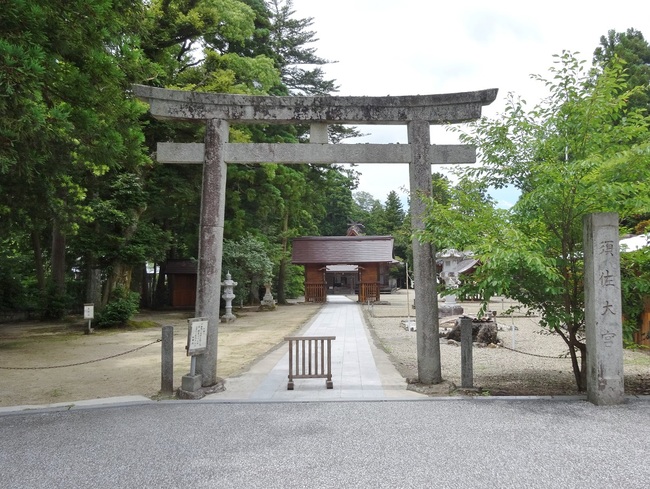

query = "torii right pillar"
[409, 120, 441, 384]
[583, 212, 625, 405]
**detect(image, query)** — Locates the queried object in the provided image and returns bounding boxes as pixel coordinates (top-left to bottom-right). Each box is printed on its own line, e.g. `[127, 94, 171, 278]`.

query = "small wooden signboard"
[84, 303, 95, 334]
[84, 304, 94, 319]
[186, 317, 209, 356]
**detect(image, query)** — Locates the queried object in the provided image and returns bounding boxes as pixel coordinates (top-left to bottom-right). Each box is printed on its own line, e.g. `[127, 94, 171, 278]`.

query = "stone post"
[583, 212, 625, 405]
[460, 317, 474, 388]
[408, 120, 441, 384]
[310, 123, 328, 144]
[195, 119, 229, 387]
[161, 325, 174, 396]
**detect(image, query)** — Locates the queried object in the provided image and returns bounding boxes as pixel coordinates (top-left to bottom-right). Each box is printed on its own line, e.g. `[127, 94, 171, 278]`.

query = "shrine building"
[292, 230, 397, 303]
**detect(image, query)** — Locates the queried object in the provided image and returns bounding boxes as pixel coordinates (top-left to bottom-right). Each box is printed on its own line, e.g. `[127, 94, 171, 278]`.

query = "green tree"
[431, 172, 453, 205]
[378, 190, 408, 259]
[446, 51, 650, 391]
[223, 234, 273, 304]
[593, 28, 650, 231]
[0, 0, 151, 316]
[177, 0, 360, 301]
[380, 191, 405, 234]
[351, 191, 383, 235]
[593, 28, 650, 112]
[421, 177, 503, 253]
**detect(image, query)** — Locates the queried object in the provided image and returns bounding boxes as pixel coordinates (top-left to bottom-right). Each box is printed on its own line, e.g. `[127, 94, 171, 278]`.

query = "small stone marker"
[583, 213, 624, 405]
[460, 316, 474, 389]
[161, 325, 174, 396]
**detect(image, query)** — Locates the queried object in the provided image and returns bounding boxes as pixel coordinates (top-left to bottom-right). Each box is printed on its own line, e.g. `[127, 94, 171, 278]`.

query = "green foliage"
[0, 0, 154, 310]
[380, 191, 405, 234]
[315, 166, 358, 236]
[0, 0, 371, 315]
[420, 177, 504, 253]
[281, 264, 306, 299]
[0, 235, 38, 312]
[223, 234, 274, 303]
[351, 191, 384, 235]
[443, 50, 650, 390]
[620, 245, 650, 342]
[0, 261, 24, 312]
[96, 287, 140, 328]
[39, 284, 68, 321]
[593, 28, 650, 113]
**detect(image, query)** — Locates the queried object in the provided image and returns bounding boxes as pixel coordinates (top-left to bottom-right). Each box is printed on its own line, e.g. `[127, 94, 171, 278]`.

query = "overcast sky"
[290, 0, 650, 208]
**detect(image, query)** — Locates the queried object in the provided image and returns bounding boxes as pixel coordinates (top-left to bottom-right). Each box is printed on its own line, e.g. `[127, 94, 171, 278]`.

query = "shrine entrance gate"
[133, 85, 497, 391]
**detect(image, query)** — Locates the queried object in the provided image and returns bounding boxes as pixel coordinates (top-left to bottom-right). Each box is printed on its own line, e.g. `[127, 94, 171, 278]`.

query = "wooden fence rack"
[284, 335, 335, 390]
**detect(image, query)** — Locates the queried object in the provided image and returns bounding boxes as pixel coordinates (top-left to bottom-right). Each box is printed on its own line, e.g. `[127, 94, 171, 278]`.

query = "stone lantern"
[439, 249, 464, 304]
[221, 271, 237, 323]
[438, 249, 478, 317]
[260, 283, 276, 310]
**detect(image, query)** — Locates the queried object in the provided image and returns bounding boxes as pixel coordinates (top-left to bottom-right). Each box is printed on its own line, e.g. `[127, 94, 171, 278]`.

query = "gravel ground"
[361, 289, 650, 396]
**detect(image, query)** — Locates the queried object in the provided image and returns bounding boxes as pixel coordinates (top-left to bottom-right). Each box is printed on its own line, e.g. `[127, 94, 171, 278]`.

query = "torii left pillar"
[195, 119, 229, 388]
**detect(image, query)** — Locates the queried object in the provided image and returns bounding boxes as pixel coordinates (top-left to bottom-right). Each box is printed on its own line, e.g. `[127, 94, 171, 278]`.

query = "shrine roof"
[165, 259, 198, 274]
[292, 236, 396, 265]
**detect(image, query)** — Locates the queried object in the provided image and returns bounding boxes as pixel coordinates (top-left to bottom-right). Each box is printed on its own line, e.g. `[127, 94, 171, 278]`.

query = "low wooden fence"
[284, 335, 335, 390]
[304, 283, 326, 303]
[359, 282, 379, 303]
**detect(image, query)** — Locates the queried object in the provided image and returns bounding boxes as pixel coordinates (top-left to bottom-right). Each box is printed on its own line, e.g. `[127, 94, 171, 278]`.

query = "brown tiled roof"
[165, 259, 198, 274]
[291, 236, 395, 264]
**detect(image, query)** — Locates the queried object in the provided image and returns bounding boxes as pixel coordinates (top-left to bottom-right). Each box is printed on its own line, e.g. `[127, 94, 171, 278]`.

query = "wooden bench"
[284, 335, 335, 390]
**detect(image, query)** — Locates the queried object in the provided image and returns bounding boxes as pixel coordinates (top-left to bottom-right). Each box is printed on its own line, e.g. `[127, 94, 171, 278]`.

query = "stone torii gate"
[133, 85, 497, 393]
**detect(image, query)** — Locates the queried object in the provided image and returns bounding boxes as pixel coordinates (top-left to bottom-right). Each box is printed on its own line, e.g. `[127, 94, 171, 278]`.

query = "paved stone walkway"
[207, 295, 423, 401]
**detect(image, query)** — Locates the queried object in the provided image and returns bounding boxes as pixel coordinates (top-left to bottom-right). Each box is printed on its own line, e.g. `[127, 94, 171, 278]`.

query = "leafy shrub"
[621, 248, 650, 344]
[96, 287, 140, 327]
[39, 283, 68, 320]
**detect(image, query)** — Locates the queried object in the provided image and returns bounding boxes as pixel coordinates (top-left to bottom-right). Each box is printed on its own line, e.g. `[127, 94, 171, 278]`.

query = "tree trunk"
[30, 229, 45, 292]
[153, 260, 168, 309]
[276, 258, 287, 304]
[85, 219, 102, 307]
[86, 264, 102, 306]
[556, 324, 586, 392]
[132, 263, 150, 308]
[101, 270, 113, 307]
[100, 207, 143, 306]
[250, 280, 260, 304]
[102, 262, 134, 306]
[51, 221, 66, 295]
[276, 211, 289, 305]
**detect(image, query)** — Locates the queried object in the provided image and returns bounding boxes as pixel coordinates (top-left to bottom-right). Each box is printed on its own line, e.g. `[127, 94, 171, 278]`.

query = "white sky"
[290, 0, 650, 208]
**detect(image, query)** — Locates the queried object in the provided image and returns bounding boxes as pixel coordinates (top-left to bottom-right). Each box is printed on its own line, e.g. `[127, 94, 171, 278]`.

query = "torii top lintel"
[132, 85, 498, 125]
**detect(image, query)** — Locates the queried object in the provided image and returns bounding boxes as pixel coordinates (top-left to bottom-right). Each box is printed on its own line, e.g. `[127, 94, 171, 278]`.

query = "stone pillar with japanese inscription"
[583, 212, 625, 405]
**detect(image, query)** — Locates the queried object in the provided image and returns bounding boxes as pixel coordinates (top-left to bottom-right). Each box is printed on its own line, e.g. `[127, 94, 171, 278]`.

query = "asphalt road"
[1, 398, 649, 488]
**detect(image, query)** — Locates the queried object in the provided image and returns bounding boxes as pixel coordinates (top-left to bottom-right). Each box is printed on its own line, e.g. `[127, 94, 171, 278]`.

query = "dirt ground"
[363, 294, 650, 397]
[0, 303, 322, 407]
[1, 292, 648, 407]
